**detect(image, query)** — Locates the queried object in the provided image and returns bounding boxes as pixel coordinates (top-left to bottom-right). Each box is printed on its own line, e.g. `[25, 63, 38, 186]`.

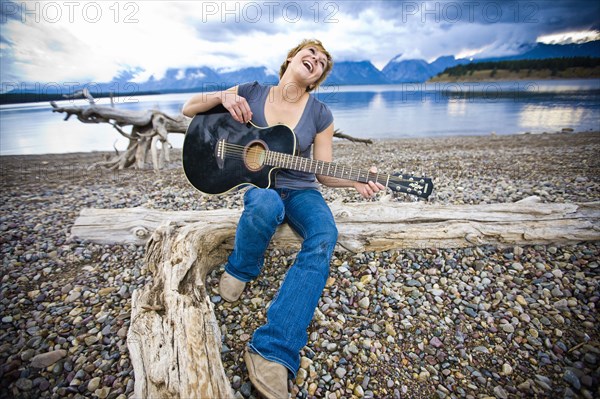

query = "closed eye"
[308, 47, 326, 69]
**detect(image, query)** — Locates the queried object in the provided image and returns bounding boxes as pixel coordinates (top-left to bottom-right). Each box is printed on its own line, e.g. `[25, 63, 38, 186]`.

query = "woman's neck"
[275, 76, 308, 103]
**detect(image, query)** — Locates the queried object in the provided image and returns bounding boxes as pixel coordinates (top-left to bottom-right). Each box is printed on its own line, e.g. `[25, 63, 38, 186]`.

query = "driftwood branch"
[62, 87, 96, 104]
[50, 97, 189, 170]
[334, 128, 372, 144]
[68, 196, 600, 398]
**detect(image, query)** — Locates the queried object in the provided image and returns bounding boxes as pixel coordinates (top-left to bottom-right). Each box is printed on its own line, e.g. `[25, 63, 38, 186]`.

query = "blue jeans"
[224, 187, 338, 376]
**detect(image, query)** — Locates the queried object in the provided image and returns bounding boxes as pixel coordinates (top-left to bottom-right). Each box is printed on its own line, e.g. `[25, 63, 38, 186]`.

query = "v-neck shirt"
[238, 81, 334, 190]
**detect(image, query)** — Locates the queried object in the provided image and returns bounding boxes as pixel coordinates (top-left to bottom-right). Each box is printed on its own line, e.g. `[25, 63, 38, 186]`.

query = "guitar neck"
[263, 149, 432, 198]
[265, 150, 390, 186]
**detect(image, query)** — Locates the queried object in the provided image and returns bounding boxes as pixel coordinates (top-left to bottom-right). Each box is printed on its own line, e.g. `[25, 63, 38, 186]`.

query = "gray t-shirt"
[238, 81, 334, 190]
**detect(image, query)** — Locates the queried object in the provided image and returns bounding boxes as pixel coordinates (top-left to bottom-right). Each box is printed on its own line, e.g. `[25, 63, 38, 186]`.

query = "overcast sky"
[1, 0, 599, 84]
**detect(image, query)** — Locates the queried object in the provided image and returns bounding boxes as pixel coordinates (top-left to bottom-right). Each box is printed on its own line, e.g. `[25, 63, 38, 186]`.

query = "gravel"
[1, 131, 598, 398]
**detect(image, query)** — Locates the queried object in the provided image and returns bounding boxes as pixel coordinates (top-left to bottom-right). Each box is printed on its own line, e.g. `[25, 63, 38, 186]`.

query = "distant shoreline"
[2, 75, 599, 105]
[429, 67, 600, 83]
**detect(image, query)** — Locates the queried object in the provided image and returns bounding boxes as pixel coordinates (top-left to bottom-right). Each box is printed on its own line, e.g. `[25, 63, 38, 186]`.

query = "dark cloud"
[330, 1, 600, 62]
[0, 1, 20, 24]
[192, 19, 279, 42]
[189, 1, 336, 39]
[0, 34, 12, 45]
[337, 1, 599, 34]
[529, 0, 600, 34]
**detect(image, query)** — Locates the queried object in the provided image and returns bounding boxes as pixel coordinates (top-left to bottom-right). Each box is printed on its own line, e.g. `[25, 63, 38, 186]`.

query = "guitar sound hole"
[244, 141, 267, 172]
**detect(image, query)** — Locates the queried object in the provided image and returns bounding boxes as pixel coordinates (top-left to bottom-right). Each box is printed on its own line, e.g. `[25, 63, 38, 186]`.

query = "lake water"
[1, 79, 598, 155]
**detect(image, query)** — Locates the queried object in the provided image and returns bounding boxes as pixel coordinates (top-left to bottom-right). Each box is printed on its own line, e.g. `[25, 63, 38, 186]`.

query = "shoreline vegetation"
[430, 57, 600, 82]
[429, 67, 600, 82]
[0, 131, 599, 398]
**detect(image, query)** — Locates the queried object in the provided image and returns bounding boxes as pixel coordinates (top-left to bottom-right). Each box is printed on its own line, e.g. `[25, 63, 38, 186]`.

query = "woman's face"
[288, 46, 329, 85]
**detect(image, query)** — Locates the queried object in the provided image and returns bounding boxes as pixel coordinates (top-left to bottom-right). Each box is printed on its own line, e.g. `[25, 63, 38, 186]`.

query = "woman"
[183, 39, 384, 399]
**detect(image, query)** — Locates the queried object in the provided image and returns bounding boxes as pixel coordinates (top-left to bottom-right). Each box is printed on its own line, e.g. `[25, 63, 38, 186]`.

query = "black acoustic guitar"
[183, 107, 433, 199]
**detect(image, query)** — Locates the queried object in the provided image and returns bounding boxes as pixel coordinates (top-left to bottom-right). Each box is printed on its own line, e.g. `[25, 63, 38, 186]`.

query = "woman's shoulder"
[309, 95, 333, 132]
[238, 81, 271, 101]
[238, 80, 266, 89]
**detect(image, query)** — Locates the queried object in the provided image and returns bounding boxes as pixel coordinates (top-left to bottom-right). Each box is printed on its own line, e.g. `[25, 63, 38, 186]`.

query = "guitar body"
[183, 110, 297, 194]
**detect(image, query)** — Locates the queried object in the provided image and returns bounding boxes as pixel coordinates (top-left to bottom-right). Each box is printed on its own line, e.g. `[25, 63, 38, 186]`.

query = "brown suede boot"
[218, 271, 246, 302]
[244, 350, 289, 399]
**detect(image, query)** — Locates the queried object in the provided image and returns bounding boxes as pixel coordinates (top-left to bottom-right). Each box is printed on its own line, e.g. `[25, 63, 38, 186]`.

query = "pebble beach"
[1, 131, 599, 399]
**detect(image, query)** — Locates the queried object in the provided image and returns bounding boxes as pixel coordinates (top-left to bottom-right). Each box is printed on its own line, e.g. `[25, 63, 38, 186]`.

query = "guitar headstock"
[389, 173, 434, 199]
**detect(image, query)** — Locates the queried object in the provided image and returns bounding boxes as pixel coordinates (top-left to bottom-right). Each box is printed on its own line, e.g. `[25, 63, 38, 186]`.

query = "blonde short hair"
[279, 39, 333, 92]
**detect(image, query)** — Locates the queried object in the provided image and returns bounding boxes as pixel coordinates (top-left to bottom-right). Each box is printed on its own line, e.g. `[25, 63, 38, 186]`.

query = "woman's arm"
[313, 124, 385, 198]
[182, 86, 253, 123]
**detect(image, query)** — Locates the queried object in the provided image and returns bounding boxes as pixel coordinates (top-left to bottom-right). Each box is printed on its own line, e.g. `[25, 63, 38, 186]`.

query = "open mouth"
[302, 60, 313, 73]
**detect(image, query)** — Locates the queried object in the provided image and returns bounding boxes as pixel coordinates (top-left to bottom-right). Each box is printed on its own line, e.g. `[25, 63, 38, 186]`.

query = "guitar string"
[218, 142, 427, 189]
[219, 142, 424, 187]
[220, 143, 404, 186]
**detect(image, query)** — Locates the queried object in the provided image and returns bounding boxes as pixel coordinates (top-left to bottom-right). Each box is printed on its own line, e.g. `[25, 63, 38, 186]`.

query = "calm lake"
[1, 79, 598, 155]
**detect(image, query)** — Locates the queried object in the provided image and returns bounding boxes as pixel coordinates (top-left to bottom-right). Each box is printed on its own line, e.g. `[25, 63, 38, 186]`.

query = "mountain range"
[334, 40, 600, 84]
[3, 41, 599, 99]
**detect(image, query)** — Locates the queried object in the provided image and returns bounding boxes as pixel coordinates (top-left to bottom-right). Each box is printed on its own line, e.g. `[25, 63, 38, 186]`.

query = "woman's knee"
[319, 222, 338, 248]
[301, 224, 338, 279]
[307, 221, 338, 257]
[243, 188, 285, 225]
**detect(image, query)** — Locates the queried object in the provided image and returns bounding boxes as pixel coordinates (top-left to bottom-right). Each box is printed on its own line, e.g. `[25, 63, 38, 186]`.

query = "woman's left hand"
[353, 167, 386, 198]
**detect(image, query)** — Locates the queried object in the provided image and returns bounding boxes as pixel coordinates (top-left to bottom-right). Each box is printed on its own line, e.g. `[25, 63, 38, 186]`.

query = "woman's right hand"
[221, 91, 253, 124]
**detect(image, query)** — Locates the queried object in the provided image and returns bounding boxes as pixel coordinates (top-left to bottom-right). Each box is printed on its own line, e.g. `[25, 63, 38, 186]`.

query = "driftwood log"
[50, 100, 190, 170]
[68, 196, 600, 398]
[71, 196, 600, 249]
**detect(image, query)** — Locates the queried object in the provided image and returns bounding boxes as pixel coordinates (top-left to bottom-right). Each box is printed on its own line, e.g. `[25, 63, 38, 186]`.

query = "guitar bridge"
[215, 139, 225, 169]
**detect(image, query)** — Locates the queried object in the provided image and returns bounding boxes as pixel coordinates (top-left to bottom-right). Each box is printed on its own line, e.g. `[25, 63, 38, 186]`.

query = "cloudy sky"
[1, 0, 599, 85]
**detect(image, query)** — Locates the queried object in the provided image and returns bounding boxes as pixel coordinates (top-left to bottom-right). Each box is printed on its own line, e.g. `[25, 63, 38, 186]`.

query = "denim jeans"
[224, 187, 338, 376]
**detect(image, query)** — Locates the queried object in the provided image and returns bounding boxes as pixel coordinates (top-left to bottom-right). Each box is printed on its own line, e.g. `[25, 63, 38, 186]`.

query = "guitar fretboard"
[265, 150, 398, 187]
